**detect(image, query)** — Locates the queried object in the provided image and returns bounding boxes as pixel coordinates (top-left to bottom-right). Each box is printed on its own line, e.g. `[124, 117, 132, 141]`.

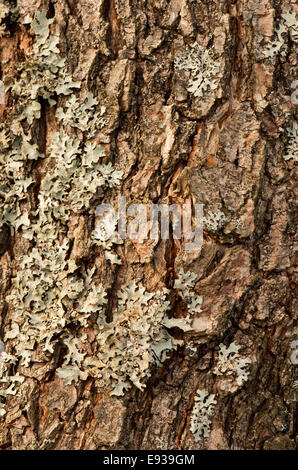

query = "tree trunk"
[0, 0, 297, 450]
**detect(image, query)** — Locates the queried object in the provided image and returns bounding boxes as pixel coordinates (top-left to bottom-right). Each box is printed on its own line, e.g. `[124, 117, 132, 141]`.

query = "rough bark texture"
[0, 0, 297, 450]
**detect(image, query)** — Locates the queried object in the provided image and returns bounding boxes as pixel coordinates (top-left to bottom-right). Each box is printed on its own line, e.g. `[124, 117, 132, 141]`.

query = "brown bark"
[0, 0, 297, 450]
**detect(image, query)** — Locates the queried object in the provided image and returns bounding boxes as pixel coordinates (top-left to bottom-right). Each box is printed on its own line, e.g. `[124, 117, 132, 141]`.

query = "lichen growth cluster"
[0, 9, 122, 414]
[284, 121, 298, 163]
[214, 342, 251, 387]
[190, 390, 217, 442]
[174, 268, 203, 316]
[92, 207, 123, 265]
[0, 343, 24, 417]
[264, 12, 298, 60]
[0, 9, 199, 416]
[1, 9, 120, 372]
[57, 283, 192, 397]
[0, 7, 82, 234]
[175, 42, 220, 98]
[203, 210, 226, 232]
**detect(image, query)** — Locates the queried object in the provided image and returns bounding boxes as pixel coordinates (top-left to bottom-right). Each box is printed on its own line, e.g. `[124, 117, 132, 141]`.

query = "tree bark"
[0, 0, 297, 450]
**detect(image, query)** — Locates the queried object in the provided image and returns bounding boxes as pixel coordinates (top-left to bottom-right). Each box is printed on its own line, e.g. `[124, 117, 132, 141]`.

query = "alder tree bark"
[0, 0, 297, 450]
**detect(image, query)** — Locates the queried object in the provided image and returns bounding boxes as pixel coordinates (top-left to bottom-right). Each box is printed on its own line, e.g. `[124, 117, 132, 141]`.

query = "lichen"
[0, 8, 200, 418]
[92, 209, 123, 265]
[0, 8, 121, 415]
[284, 121, 298, 163]
[175, 42, 220, 97]
[59, 283, 193, 396]
[174, 268, 203, 315]
[203, 210, 226, 232]
[0, 349, 22, 417]
[190, 390, 217, 442]
[214, 342, 251, 387]
[56, 93, 107, 138]
[264, 12, 298, 61]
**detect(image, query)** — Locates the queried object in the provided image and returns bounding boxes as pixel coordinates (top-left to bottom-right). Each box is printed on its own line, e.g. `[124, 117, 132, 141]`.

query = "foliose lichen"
[203, 210, 226, 232]
[175, 42, 220, 98]
[264, 12, 298, 61]
[57, 282, 193, 396]
[0, 8, 121, 415]
[213, 342, 251, 387]
[190, 390, 217, 442]
[284, 121, 298, 163]
[0, 8, 200, 418]
[92, 209, 123, 265]
[174, 268, 203, 316]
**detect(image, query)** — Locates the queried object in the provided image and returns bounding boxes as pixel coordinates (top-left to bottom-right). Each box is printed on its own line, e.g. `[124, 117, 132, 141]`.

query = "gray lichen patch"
[0, 8, 122, 416]
[174, 268, 203, 316]
[190, 390, 217, 442]
[284, 121, 298, 163]
[174, 42, 220, 99]
[203, 210, 226, 233]
[263, 11, 298, 61]
[0, 8, 202, 417]
[213, 342, 252, 389]
[57, 283, 193, 397]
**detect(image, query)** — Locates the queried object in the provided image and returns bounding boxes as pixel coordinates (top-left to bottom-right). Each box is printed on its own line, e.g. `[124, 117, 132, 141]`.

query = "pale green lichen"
[214, 342, 251, 387]
[9, 10, 80, 112]
[0, 8, 198, 417]
[92, 210, 123, 265]
[284, 121, 298, 163]
[264, 12, 298, 61]
[0, 7, 83, 233]
[0, 9, 120, 415]
[203, 210, 226, 232]
[175, 42, 220, 97]
[174, 268, 203, 316]
[190, 390, 217, 442]
[57, 283, 193, 396]
[0, 130, 40, 232]
[56, 93, 107, 137]
[0, 350, 23, 417]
